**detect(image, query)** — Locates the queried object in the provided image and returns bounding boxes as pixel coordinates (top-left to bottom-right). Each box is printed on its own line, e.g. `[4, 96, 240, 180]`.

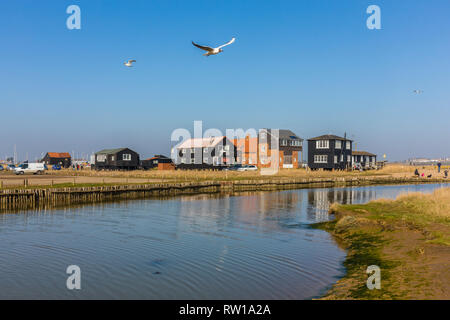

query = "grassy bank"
[1, 163, 448, 189]
[315, 188, 450, 300]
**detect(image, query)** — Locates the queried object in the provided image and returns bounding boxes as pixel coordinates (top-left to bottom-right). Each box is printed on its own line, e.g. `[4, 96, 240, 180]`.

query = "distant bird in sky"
[192, 37, 236, 56]
[413, 89, 424, 94]
[124, 60, 136, 67]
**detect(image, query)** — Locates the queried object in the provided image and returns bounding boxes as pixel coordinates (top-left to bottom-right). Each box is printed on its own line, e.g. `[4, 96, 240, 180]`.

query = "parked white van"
[14, 163, 46, 175]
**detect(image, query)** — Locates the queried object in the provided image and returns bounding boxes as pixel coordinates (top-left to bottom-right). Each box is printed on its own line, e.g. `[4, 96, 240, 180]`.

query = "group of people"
[414, 162, 448, 178]
[72, 163, 84, 170]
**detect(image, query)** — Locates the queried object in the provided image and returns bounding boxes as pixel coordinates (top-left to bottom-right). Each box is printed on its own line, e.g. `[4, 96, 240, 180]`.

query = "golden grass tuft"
[367, 187, 450, 224]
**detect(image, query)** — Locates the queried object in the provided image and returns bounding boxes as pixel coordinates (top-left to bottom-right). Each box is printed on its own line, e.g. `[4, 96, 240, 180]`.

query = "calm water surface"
[0, 183, 445, 299]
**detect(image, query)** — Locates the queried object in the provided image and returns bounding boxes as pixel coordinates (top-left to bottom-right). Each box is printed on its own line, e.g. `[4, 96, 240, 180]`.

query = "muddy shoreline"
[314, 189, 450, 300]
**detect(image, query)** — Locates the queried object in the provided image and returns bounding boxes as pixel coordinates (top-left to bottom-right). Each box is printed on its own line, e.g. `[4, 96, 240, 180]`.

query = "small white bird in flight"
[192, 37, 236, 56]
[124, 60, 136, 67]
[413, 89, 424, 94]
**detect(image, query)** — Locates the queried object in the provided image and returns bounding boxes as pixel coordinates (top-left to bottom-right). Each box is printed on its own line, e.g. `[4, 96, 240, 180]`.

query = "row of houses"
[41, 129, 377, 171]
[173, 130, 377, 170]
[92, 149, 174, 170]
[40, 150, 174, 170]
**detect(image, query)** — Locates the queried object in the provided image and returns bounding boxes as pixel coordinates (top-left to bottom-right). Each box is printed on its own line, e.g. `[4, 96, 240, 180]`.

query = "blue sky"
[1, 0, 449, 161]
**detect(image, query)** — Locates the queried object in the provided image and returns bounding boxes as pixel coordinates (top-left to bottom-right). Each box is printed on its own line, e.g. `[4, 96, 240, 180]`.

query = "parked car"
[237, 165, 258, 172]
[7, 164, 16, 171]
[14, 163, 46, 175]
[224, 164, 243, 171]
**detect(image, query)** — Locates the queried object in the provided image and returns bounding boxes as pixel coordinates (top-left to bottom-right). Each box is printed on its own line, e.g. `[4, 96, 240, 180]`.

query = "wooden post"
[0, 180, 2, 189]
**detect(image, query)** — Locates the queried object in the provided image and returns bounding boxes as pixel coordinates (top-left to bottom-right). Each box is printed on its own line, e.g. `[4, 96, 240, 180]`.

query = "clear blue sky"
[1, 0, 449, 161]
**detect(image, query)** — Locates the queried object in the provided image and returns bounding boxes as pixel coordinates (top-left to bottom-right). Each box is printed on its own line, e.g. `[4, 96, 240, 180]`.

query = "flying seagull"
[192, 37, 236, 56]
[413, 89, 424, 94]
[124, 60, 136, 67]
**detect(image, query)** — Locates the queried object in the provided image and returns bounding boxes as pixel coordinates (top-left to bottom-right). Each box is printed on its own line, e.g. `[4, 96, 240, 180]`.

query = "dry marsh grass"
[374, 187, 450, 220]
[46, 163, 420, 181]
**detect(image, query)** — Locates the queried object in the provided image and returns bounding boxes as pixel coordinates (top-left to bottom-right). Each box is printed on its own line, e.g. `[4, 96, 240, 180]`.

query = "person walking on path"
[437, 162, 442, 173]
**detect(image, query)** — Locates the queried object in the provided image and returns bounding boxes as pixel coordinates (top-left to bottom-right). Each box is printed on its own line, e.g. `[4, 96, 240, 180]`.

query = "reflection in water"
[306, 188, 378, 222]
[0, 183, 445, 300]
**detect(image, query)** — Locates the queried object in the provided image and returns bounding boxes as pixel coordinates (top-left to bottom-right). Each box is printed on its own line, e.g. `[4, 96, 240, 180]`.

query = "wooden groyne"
[0, 177, 448, 211]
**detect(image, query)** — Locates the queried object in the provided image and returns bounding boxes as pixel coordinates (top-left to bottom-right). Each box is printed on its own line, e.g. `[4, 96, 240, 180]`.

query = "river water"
[0, 183, 445, 299]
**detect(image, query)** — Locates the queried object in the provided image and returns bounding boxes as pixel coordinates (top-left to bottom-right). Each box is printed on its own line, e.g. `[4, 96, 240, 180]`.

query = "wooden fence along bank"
[0, 177, 448, 211]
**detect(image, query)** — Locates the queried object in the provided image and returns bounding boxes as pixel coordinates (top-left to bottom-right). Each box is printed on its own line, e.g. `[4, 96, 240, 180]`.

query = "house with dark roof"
[93, 148, 140, 170]
[307, 134, 353, 170]
[352, 151, 377, 169]
[258, 129, 303, 168]
[42, 152, 72, 168]
[141, 155, 174, 170]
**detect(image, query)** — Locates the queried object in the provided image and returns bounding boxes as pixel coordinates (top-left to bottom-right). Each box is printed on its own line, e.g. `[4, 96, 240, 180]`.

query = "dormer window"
[335, 140, 342, 149]
[346, 141, 351, 150]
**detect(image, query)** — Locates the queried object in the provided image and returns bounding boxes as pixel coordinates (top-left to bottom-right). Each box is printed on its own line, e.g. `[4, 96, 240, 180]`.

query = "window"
[123, 154, 131, 161]
[334, 155, 338, 164]
[346, 141, 351, 150]
[316, 140, 329, 149]
[335, 140, 342, 149]
[280, 139, 287, 146]
[340, 154, 344, 162]
[190, 148, 195, 153]
[111, 156, 115, 161]
[224, 145, 230, 151]
[97, 155, 106, 162]
[290, 140, 302, 147]
[314, 155, 328, 163]
[347, 155, 351, 162]
[203, 148, 208, 153]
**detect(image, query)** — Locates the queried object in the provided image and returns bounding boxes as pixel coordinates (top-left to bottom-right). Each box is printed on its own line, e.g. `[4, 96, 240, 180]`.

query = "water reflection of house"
[177, 191, 301, 233]
[307, 188, 378, 220]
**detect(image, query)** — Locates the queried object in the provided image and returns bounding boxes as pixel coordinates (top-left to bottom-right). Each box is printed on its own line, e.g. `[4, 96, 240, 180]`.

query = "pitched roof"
[308, 134, 353, 141]
[260, 129, 303, 141]
[353, 151, 376, 156]
[177, 137, 228, 149]
[47, 152, 71, 158]
[146, 155, 170, 161]
[95, 148, 128, 155]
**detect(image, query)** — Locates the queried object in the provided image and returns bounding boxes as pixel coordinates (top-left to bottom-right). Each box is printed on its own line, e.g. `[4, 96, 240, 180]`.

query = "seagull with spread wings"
[124, 60, 136, 67]
[192, 37, 236, 56]
[413, 89, 424, 94]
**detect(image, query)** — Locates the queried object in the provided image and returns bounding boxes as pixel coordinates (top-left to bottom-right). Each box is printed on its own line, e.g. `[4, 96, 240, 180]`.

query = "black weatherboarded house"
[94, 148, 140, 170]
[42, 152, 72, 168]
[308, 134, 353, 170]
